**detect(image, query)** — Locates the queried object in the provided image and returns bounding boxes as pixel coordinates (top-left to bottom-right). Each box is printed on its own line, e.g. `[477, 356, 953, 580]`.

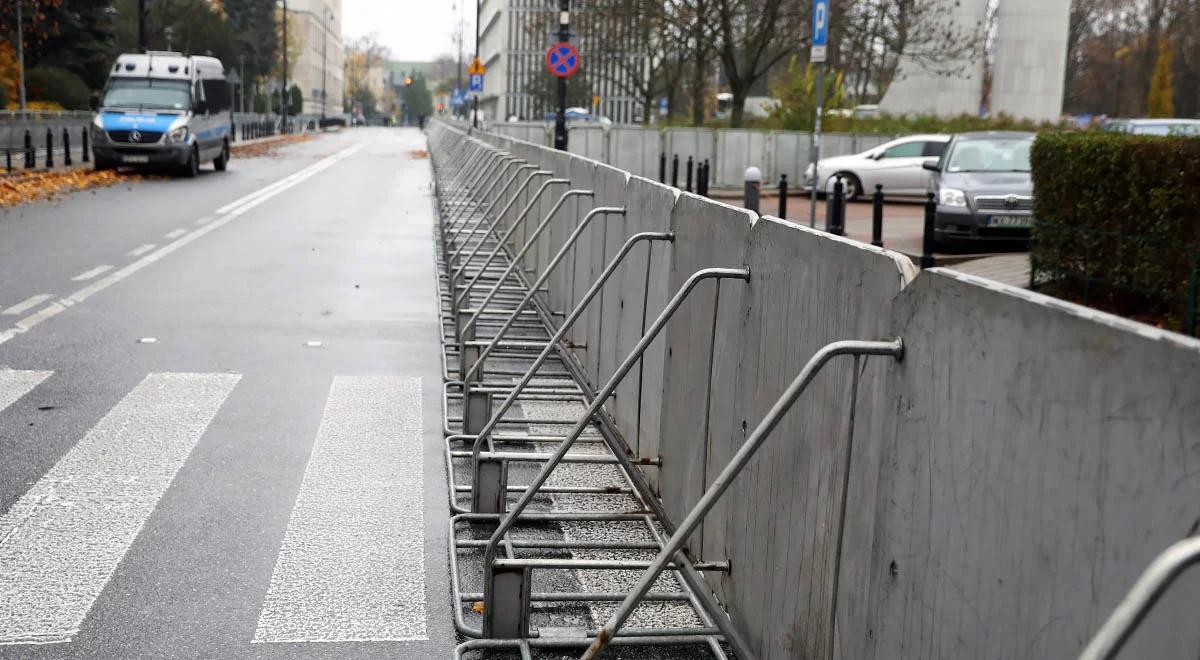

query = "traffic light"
[404, 75, 413, 87]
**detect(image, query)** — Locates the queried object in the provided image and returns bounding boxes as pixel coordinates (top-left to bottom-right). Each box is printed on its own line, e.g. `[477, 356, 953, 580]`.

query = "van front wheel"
[214, 141, 230, 172]
[181, 146, 199, 178]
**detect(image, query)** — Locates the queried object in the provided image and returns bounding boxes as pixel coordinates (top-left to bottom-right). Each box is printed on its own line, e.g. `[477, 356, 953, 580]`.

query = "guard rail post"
[921, 192, 937, 268]
[871, 184, 884, 247]
[778, 174, 788, 219]
[744, 166, 761, 213]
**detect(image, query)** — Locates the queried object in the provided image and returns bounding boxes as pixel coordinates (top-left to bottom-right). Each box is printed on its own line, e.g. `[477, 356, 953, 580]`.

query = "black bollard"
[671, 154, 679, 189]
[659, 152, 666, 184]
[686, 156, 694, 192]
[81, 126, 90, 162]
[25, 130, 34, 168]
[46, 128, 54, 168]
[744, 167, 762, 213]
[827, 175, 845, 236]
[5, 149, 11, 173]
[63, 128, 72, 166]
[921, 193, 937, 268]
[871, 184, 884, 247]
[778, 174, 789, 219]
[699, 159, 710, 197]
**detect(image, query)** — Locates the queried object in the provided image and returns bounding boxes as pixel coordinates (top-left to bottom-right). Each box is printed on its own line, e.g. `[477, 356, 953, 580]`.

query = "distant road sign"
[545, 42, 580, 78]
[451, 87, 464, 106]
[467, 57, 486, 76]
[811, 0, 830, 63]
[469, 74, 484, 95]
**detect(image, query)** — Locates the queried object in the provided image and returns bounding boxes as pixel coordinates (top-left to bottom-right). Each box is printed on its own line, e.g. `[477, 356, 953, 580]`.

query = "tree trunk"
[729, 85, 747, 128]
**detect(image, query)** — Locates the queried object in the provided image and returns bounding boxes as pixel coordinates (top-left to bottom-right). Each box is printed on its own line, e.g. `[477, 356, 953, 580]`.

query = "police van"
[91, 52, 233, 177]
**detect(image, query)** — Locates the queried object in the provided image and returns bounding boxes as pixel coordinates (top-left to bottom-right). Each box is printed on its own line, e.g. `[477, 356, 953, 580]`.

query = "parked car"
[923, 131, 1036, 247]
[1103, 118, 1200, 136]
[804, 134, 950, 200]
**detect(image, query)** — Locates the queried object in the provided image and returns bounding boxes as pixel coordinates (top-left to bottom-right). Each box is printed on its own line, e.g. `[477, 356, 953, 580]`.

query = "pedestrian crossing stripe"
[0, 372, 428, 646]
[0, 372, 241, 645]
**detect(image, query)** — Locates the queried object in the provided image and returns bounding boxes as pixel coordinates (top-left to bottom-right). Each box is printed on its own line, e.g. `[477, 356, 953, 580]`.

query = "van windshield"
[103, 78, 190, 110]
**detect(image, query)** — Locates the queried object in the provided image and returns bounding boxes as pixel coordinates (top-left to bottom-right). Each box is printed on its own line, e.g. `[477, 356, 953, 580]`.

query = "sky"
[341, 0, 472, 62]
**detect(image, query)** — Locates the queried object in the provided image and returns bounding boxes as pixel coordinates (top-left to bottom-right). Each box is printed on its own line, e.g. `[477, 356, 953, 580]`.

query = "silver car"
[1104, 118, 1200, 136]
[805, 134, 950, 200]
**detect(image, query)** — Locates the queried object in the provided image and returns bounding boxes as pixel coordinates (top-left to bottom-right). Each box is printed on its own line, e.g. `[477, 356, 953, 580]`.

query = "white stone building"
[288, 0, 345, 117]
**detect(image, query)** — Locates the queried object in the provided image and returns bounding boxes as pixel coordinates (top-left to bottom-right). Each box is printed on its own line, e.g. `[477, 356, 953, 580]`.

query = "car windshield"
[945, 137, 1034, 173]
[103, 78, 190, 110]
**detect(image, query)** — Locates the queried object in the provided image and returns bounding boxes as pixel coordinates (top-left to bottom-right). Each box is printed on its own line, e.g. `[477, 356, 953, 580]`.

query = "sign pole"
[808, 0, 830, 229]
[554, 0, 571, 151]
[473, 0, 481, 128]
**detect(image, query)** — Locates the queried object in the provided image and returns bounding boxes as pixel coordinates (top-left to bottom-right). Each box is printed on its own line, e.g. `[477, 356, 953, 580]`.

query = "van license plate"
[122, 155, 150, 164]
[987, 215, 1031, 228]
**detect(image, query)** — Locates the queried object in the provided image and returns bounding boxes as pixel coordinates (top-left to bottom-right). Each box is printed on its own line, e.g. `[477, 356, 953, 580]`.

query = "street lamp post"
[138, 0, 147, 52]
[16, 0, 26, 110]
[473, 0, 480, 128]
[322, 8, 333, 120]
[280, 0, 289, 122]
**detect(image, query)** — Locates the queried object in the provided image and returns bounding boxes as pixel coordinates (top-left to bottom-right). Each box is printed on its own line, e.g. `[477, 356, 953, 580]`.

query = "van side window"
[201, 80, 232, 113]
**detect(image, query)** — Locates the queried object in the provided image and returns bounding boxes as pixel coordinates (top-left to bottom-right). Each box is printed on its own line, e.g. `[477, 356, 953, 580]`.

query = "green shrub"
[24, 66, 91, 110]
[1030, 132, 1200, 333]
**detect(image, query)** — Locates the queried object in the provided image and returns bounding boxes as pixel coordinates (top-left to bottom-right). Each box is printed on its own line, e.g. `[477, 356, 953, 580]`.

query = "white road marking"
[137, 337, 157, 344]
[0, 372, 240, 646]
[304, 340, 323, 348]
[0, 142, 365, 348]
[127, 244, 156, 257]
[218, 143, 364, 217]
[70, 265, 113, 282]
[164, 229, 187, 239]
[194, 216, 215, 226]
[13, 302, 66, 333]
[0, 370, 52, 413]
[2, 295, 53, 316]
[254, 376, 426, 643]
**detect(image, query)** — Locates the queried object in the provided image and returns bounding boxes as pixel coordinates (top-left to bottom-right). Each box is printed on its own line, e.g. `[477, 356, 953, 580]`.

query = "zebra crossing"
[0, 369, 428, 650]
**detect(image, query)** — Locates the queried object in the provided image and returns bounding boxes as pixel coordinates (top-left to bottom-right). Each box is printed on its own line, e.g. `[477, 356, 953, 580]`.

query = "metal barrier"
[430, 123, 748, 658]
[1078, 536, 1200, 660]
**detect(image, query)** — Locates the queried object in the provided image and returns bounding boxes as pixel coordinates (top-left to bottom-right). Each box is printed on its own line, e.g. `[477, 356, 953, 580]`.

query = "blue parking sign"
[811, 0, 830, 62]
[469, 74, 484, 95]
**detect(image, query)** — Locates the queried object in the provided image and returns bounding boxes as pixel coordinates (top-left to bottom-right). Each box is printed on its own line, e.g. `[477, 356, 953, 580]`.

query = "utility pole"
[239, 54, 246, 113]
[138, 0, 147, 52]
[472, 0, 480, 128]
[16, 0, 26, 110]
[280, 0, 289, 122]
[456, 2, 464, 119]
[554, 0, 570, 151]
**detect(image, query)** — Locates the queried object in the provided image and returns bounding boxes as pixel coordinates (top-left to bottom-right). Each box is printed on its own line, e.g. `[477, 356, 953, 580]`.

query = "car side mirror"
[922, 159, 941, 172]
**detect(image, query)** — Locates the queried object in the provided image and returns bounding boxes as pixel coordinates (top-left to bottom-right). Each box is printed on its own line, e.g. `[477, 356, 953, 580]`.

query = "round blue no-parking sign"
[545, 42, 580, 78]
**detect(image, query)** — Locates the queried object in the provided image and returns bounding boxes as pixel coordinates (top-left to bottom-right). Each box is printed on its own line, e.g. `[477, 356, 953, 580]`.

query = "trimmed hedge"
[1030, 132, 1200, 333]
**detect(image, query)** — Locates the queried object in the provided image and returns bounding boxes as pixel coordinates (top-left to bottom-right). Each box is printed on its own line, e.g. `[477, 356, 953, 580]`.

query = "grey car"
[923, 131, 1036, 247]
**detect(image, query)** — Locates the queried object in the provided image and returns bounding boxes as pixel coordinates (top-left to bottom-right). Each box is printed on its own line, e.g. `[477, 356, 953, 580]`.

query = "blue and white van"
[91, 52, 233, 177]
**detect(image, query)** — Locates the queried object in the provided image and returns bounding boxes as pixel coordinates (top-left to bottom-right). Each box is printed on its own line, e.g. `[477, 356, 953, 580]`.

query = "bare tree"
[713, 0, 803, 127]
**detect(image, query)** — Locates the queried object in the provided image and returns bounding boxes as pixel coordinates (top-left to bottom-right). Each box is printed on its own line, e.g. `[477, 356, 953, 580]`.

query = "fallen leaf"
[471, 601, 485, 614]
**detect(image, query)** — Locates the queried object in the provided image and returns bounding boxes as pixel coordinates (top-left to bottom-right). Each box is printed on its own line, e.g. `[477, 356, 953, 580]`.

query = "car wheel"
[213, 141, 230, 172]
[181, 146, 199, 178]
[830, 172, 862, 201]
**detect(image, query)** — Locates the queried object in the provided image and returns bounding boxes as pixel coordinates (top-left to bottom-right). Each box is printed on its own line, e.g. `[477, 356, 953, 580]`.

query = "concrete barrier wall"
[431, 122, 1200, 659]
[857, 269, 1200, 660]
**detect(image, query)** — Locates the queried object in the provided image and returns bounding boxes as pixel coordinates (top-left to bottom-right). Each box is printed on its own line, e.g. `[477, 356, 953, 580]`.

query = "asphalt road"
[0, 128, 457, 658]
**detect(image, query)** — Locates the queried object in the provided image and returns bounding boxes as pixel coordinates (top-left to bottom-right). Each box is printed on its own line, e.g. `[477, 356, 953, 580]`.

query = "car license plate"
[987, 215, 1032, 228]
[122, 155, 150, 164]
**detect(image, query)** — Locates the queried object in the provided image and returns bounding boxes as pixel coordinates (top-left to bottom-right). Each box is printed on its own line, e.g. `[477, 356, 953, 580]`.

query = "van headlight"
[165, 126, 189, 144]
[939, 187, 967, 207]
